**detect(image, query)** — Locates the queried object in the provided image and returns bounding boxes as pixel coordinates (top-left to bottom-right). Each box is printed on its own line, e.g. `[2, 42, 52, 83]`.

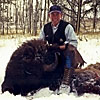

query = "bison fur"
[1, 39, 86, 96]
[1, 39, 65, 96]
[72, 63, 100, 96]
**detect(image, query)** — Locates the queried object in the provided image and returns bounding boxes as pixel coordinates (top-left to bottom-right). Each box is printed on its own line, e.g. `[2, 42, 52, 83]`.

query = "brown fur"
[64, 44, 85, 68]
[75, 62, 100, 78]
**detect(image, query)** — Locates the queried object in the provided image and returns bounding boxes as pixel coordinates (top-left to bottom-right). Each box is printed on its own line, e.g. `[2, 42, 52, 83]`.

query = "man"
[39, 5, 78, 93]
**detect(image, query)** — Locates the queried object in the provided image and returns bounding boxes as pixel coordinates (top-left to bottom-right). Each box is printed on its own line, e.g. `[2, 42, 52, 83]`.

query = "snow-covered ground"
[0, 34, 100, 100]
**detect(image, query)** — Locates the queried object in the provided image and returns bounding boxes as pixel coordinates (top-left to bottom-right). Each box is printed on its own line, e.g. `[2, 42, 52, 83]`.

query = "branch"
[60, 3, 77, 15]
[81, 7, 94, 18]
[66, 0, 78, 14]
[63, 12, 77, 22]
[83, 0, 92, 5]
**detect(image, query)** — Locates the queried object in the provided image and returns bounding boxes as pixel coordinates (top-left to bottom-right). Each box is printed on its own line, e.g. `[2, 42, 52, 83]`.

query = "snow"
[77, 35, 100, 68]
[0, 34, 100, 100]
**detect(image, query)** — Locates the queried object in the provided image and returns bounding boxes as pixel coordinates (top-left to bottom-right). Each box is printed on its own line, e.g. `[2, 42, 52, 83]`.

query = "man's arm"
[64, 24, 78, 48]
[59, 24, 78, 50]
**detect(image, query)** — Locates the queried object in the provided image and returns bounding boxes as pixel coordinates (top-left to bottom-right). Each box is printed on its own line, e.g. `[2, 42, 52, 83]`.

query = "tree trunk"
[2, 1, 4, 35]
[93, 1, 97, 32]
[23, 0, 25, 34]
[47, 0, 50, 22]
[0, 0, 1, 34]
[15, 0, 18, 34]
[25, 0, 28, 34]
[71, 0, 76, 31]
[29, 3, 32, 34]
[9, 1, 12, 34]
[7, 5, 8, 34]
[76, 0, 82, 34]
[33, 0, 39, 35]
[43, 0, 46, 25]
[39, 0, 43, 29]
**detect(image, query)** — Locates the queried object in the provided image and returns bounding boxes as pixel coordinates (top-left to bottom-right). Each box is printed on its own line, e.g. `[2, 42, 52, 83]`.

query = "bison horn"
[43, 52, 58, 72]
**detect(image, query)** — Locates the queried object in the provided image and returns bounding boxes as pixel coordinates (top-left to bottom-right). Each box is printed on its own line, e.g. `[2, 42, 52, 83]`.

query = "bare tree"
[47, 0, 50, 22]
[39, 0, 43, 29]
[43, 0, 47, 25]
[6, 4, 8, 34]
[28, 0, 33, 34]
[33, 0, 39, 35]
[15, 0, 18, 34]
[76, 0, 82, 34]
[25, 0, 28, 34]
[23, 0, 25, 34]
[92, 0, 98, 31]
[2, 0, 4, 35]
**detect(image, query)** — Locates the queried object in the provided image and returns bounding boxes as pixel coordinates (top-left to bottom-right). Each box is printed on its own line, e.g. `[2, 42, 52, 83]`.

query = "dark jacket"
[44, 20, 69, 45]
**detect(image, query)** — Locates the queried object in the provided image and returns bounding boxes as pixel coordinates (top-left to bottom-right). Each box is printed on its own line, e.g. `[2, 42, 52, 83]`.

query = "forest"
[0, 0, 100, 35]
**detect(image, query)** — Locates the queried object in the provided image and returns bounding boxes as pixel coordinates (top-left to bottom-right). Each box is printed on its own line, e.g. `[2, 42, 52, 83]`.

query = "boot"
[58, 68, 74, 94]
[62, 68, 74, 85]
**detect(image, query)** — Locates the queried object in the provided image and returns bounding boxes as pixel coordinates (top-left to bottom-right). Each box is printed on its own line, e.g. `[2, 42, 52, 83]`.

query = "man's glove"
[48, 44, 60, 50]
[65, 43, 69, 49]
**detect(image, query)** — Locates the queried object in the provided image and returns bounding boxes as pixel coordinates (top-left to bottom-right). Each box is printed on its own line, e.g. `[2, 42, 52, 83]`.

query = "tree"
[39, 0, 43, 29]
[23, 0, 25, 34]
[28, 0, 33, 34]
[15, 0, 18, 34]
[77, 0, 82, 34]
[33, 0, 39, 35]
[43, 0, 46, 25]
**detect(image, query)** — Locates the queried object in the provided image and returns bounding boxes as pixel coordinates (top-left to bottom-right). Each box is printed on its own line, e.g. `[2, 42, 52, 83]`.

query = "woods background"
[0, 0, 100, 35]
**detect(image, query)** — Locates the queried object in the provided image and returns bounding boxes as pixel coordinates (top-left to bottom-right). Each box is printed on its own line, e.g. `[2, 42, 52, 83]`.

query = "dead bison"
[72, 63, 100, 96]
[1, 39, 85, 96]
[1, 39, 65, 96]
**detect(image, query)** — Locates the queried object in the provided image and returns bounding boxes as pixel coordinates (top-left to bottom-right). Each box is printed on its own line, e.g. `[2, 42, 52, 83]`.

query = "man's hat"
[49, 5, 62, 13]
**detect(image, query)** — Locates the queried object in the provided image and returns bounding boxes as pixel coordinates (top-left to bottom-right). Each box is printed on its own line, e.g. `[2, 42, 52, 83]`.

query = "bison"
[1, 39, 85, 96]
[72, 63, 100, 96]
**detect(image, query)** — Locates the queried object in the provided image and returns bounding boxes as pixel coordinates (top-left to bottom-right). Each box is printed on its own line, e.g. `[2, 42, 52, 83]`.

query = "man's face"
[49, 12, 62, 26]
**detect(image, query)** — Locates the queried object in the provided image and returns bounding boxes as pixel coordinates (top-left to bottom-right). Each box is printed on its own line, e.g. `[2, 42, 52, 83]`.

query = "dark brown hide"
[64, 44, 85, 68]
[72, 63, 100, 95]
[1, 39, 64, 96]
[2, 40, 86, 96]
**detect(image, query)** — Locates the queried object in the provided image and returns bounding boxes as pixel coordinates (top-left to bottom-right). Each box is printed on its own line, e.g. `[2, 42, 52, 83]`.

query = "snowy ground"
[0, 34, 100, 100]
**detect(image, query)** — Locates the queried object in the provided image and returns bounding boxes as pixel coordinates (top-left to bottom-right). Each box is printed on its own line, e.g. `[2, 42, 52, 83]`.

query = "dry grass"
[0, 33, 39, 40]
